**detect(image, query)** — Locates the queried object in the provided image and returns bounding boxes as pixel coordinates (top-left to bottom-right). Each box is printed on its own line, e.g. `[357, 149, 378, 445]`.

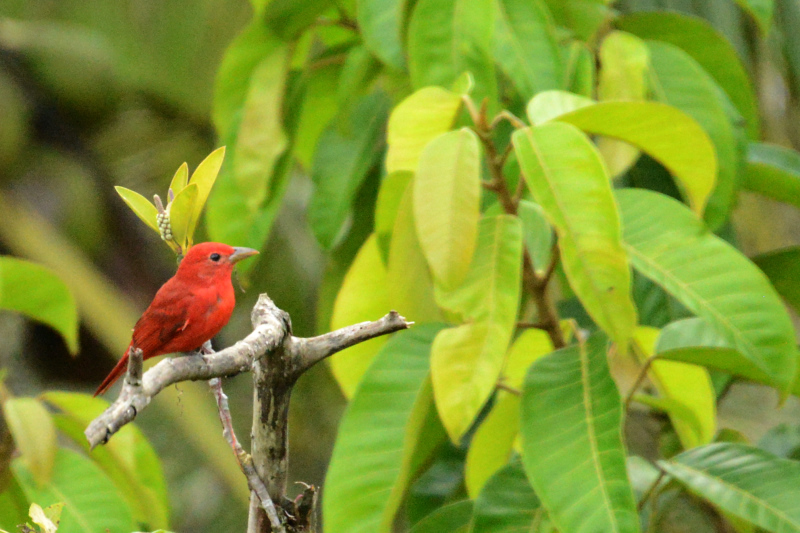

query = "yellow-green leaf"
[234, 46, 289, 212]
[188, 147, 226, 239]
[513, 122, 637, 349]
[168, 162, 188, 196]
[526, 90, 594, 125]
[634, 326, 716, 449]
[114, 186, 159, 233]
[465, 391, 519, 498]
[330, 235, 391, 398]
[597, 31, 649, 177]
[2, 398, 56, 486]
[168, 183, 198, 251]
[414, 128, 481, 290]
[387, 182, 443, 324]
[431, 215, 523, 442]
[375, 170, 414, 260]
[386, 87, 462, 174]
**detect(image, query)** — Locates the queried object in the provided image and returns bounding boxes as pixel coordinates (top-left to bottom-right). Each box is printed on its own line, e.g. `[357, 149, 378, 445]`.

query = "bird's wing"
[132, 280, 195, 356]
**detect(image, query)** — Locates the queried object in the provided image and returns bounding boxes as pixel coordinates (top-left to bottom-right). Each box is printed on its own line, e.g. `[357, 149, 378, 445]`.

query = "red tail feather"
[93, 344, 131, 397]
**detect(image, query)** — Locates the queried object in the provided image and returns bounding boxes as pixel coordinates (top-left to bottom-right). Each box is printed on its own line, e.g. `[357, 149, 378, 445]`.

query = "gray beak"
[230, 247, 259, 264]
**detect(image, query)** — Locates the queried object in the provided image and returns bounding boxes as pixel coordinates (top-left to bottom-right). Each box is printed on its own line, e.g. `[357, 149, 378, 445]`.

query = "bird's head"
[176, 242, 259, 280]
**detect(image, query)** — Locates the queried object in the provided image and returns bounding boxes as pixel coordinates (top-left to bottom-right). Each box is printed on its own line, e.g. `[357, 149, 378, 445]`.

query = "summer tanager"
[94, 242, 258, 396]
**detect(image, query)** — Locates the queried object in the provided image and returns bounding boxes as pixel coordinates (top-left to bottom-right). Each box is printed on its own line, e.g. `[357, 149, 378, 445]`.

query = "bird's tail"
[93, 343, 132, 397]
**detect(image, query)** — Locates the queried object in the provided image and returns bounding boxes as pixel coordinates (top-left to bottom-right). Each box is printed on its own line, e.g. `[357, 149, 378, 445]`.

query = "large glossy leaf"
[520, 333, 640, 533]
[0, 258, 78, 353]
[616, 189, 797, 394]
[633, 327, 716, 450]
[617, 11, 760, 139]
[375, 170, 414, 258]
[646, 40, 743, 229]
[517, 200, 552, 276]
[2, 398, 56, 486]
[330, 235, 391, 397]
[555, 101, 716, 216]
[513, 122, 637, 349]
[753, 246, 800, 314]
[309, 92, 389, 249]
[357, 0, 406, 70]
[493, 0, 562, 100]
[431, 215, 522, 442]
[543, 0, 610, 40]
[293, 61, 341, 169]
[387, 182, 443, 324]
[407, 0, 496, 103]
[526, 90, 594, 125]
[324, 326, 444, 533]
[114, 187, 159, 233]
[414, 128, 481, 290]
[659, 443, 800, 533]
[233, 45, 289, 212]
[386, 87, 462, 174]
[596, 31, 649, 177]
[410, 501, 473, 533]
[187, 146, 226, 240]
[41, 392, 168, 529]
[470, 457, 543, 533]
[744, 142, 800, 210]
[13, 448, 136, 533]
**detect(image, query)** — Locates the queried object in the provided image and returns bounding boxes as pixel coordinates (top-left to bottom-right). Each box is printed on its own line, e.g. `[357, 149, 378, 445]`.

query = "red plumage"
[94, 242, 258, 396]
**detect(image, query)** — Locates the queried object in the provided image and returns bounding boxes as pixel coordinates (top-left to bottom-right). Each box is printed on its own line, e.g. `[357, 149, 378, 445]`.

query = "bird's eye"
[209, 253, 221, 262]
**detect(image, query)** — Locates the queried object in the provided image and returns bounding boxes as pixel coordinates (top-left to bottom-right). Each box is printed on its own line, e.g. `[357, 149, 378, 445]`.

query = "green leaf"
[0, 258, 78, 353]
[493, 0, 563, 100]
[407, 0, 497, 103]
[324, 326, 444, 533]
[513, 122, 637, 349]
[553, 101, 717, 217]
[265, 0, 334, 39]
[13, 448, 136, 533]
[168, 162, 188, 196]
[309, 92, 389, 249]
[114, 186, 159, 233]
[647, 40, 744, 229]
[357, 0, 406, 70]
[167, 183, 197, 251]
[431, 215, 522, 442]
[526, 90, 594, 125]
[2, 398, 56, 487]
[596, 31, 649, 178]
[617, 11, 760, 139]
[386, 86, 462, 174]
[517, 200, 552, 276]
[543, 0, 610, 40]
[471, 457, 543, 533]
[633, 327, 716, 450]
[520, 333, 641, 533]
[565, 41, 596, 97]
[616, 188, 797, 394]
[330, 235, 391, 397]
[753, 246, 800, 314]
[187, 146, 225, 239]
[0, 476, 28, 531]
[234, 45, 289, 212]
[41, 392, 169, 529]
[293, 61, 341, 170]
[733, 0, 774, 35]
[659, 443, 800, 533]
[414, 128, 481, 290]
[464, 392, 519, 498]
[387, 181, 443, 324]
[744, 142, 800, 210]
[410, 501, 473, 533]
[212, 23, 281, 141]
[375, 170, 414, 259]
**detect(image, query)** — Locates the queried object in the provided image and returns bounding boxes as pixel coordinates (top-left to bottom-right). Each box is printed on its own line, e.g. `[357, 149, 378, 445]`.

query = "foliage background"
[2, 0, 800, 532]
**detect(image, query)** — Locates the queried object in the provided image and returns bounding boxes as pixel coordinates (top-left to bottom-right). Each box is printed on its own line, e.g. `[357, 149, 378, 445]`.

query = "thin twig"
[210, 377, 286, 533]
[638, 470, 666, 513]
[496, 382, 521, 396]
[516, 321, 548, 330]
[624, 353, 660, 412]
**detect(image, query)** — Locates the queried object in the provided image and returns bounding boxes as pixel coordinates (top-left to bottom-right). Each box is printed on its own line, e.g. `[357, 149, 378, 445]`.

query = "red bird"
[94, 242, 258, 396]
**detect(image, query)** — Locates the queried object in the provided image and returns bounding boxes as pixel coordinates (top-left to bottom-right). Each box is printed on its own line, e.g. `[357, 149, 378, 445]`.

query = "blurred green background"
[0, 1, 343, 531]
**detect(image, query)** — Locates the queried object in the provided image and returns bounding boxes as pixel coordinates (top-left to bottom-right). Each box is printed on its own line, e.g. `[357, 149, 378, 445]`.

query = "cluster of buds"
[153, 193, 180, 257]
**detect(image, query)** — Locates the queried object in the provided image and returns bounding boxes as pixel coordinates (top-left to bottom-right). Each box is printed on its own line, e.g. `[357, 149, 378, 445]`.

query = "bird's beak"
[230, 247, 259, 264]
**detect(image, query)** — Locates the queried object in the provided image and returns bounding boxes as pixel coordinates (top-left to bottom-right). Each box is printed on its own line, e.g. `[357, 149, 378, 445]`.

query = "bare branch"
[210, 377, 286, 533]
[290, 311, 411, 372]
